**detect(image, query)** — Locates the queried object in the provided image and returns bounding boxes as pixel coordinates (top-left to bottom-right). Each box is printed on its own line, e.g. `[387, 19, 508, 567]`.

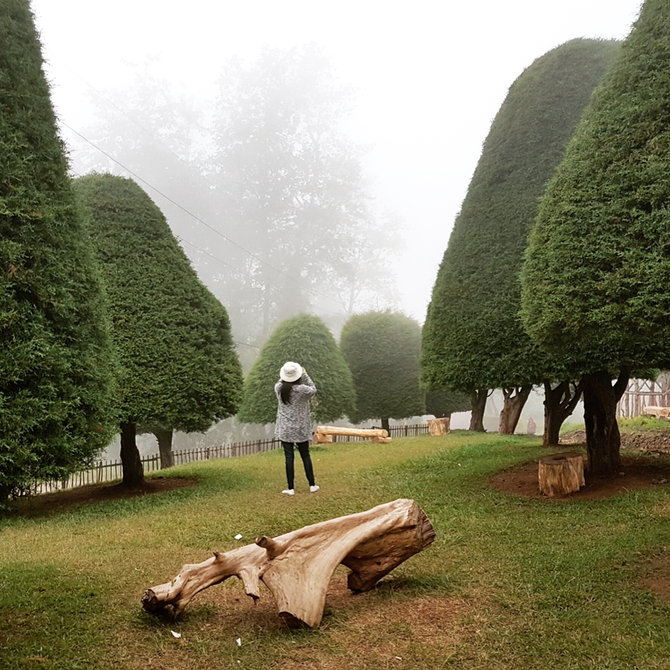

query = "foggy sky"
[30, 0, 642, 322]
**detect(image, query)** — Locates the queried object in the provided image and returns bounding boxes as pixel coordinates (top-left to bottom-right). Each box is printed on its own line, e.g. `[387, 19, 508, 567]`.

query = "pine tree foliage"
[422, 39, 620, 394]
[0, 0, 116, 498]
[74, 174, 243, 432]
[340, 312, 424, 425]
[521, 3, 670, 374]
[238, 314, 355, 425]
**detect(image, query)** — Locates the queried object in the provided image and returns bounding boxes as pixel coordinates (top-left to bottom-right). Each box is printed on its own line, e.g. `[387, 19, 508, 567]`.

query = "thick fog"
[30, 0, 640, 341]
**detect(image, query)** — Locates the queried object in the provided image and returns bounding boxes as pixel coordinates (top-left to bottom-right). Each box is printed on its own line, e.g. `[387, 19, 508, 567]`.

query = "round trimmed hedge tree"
[0, 0, 116, 501]
[75, 174, 243, 483]
[238, 314, 355, 425]
[340, 311, 424, 432]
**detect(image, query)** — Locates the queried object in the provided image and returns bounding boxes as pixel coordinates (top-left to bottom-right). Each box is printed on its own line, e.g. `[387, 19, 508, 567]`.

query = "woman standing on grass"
[275, 361, 320, 496]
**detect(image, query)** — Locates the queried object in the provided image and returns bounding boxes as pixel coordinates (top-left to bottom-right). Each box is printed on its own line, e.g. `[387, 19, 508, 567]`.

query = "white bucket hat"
[280, 361, 303, 383]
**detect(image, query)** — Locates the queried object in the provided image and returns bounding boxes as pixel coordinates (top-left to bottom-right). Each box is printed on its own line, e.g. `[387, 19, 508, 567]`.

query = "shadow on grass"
[4, 466, 255, 522]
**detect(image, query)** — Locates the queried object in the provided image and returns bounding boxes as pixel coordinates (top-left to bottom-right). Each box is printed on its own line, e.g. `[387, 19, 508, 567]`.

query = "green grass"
[562, 416, 670, 434]
[2, 431, 670, 669]
[619, 415, 670, 433]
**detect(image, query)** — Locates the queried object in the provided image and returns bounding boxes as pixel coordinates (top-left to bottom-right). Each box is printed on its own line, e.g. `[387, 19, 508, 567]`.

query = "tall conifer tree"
[0, 0, 116, 500]
[75, 174, 242, 483]
[423, 39, 619, 435]
[521, 0, 670, 475]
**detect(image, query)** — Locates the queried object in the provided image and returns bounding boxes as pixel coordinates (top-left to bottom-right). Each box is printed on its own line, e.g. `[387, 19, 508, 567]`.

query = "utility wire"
[61, 121, 277, 270]
[51, 63, 337, 304]
[61, 120, 331, 307]
[68, 155, 261, 352]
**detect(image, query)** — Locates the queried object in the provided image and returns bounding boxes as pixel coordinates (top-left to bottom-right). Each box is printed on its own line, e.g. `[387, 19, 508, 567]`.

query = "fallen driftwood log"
[142, 498, 435, 628]
[314, 425, 391, 444]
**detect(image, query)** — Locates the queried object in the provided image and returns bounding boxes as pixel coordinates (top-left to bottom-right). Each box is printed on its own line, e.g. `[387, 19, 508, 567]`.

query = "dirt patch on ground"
[490, 429, 670, 501]
[8, 475, 198, 517]
[641, 553, 670, 603]
[490, 432, 670, 605]
[178, 571, 483, 669]
[489, 451, 670, 501]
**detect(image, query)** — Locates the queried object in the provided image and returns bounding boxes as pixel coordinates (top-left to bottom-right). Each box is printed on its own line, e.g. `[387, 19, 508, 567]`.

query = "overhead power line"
[60, 120, 330, 307]
[61, 120, 277, 271]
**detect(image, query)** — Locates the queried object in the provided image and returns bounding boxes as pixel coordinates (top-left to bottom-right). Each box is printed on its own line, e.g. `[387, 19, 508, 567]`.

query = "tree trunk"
[155, 428, 174, 469]
[120, 421, 144, 488]
[498, 385, 532, 434]
[581, 370, 629, 477]
[469, 389, 487, 432]
[381, 416, 390, 433]
[543, 380, 583, 446]
[142, 498, 435, 629]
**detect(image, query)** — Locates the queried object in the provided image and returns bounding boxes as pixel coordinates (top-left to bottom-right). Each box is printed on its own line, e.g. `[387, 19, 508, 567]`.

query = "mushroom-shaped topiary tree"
[238, 314, 355, 425]
[340, 311, 424, 432]
[75, 173, 243, 483]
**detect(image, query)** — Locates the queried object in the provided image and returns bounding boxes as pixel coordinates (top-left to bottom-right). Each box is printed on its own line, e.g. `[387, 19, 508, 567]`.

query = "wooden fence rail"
[18, 424, 430, 498]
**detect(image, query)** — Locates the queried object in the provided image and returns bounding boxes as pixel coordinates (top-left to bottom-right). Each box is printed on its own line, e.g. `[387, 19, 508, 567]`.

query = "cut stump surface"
[538, 451, 585, 497]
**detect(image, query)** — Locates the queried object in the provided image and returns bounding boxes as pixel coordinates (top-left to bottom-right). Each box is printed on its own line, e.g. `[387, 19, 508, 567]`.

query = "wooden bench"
[314, 425, 391, 444]
[643, 406, 670, 420]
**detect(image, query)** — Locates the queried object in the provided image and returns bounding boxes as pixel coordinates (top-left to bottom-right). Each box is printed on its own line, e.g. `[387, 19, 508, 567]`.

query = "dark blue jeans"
[281, 441, 315, 489]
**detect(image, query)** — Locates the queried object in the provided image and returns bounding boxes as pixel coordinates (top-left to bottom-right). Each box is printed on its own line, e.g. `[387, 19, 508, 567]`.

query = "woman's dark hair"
[279, 379, 299, 404]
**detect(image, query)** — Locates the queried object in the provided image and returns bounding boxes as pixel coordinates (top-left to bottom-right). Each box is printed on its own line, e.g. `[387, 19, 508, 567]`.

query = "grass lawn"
[2, 430, 670, 669]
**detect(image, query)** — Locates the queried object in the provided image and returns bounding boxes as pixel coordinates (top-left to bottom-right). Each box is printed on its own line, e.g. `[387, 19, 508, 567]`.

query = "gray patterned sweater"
[274, 373, 317, 442]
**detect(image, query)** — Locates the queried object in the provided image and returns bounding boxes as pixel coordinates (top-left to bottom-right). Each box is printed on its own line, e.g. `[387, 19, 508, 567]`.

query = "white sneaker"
[309, 485, 320, 493]
[281, 489, 295, 496]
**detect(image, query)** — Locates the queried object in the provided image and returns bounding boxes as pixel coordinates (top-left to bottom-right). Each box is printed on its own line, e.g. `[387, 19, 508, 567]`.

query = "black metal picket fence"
[21, 423, 430, 496]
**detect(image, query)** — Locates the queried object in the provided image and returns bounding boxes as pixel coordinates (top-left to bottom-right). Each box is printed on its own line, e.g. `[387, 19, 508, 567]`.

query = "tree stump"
[538, 451, 585, 497]
[142, 498, 435, 628]
[428, 417, 450, 436]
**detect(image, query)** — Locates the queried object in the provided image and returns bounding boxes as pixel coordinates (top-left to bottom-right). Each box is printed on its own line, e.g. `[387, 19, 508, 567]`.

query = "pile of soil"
[561, 429, 670, 455]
